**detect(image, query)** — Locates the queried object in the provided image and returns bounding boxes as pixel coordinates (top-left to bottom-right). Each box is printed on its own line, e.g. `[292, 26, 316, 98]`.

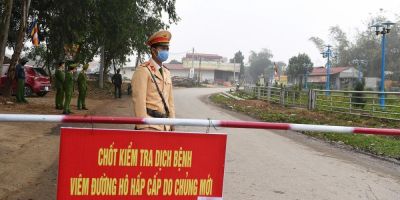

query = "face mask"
[157, 50, 169, 62]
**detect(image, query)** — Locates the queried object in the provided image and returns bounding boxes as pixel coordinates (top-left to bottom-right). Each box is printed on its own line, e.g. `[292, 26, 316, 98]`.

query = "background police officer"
[77, 64, 88, 110]
[112, 69, 122, 98]
[15, 58, 28, 103]
[55, 61, 65, 109]
[63, 63, 77, 114]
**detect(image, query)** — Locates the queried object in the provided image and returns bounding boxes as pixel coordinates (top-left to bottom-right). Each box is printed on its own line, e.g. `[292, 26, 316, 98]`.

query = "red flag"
[30, 20, 39, 47]
[274, 62, 280, 81]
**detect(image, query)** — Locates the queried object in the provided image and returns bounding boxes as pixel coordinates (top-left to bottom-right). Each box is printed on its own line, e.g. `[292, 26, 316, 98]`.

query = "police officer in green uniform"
[77, 64, 88, 110]
[16, 58, 28, 103]
[55, 61, 65, 109]
[63, 63, 77, 114]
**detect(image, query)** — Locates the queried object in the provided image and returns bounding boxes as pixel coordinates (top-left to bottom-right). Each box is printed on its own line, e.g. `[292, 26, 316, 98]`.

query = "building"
[117, 53, 240, 85]
[308, 66, 362, 90]
[173, 53, 240, 84]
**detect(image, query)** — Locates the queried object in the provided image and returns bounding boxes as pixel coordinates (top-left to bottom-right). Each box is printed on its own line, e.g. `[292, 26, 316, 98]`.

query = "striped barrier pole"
[0, 114, 399, 136]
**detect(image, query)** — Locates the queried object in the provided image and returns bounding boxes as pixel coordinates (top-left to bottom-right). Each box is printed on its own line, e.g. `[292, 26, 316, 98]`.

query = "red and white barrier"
[0, 114, 399, 136]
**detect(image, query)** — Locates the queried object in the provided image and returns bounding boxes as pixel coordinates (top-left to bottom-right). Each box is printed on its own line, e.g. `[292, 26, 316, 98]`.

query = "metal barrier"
[243, 86, 400, 120]
[0, 114, 400, 136]
[314, 89, 400, 120]
[243, 86, 309, 108]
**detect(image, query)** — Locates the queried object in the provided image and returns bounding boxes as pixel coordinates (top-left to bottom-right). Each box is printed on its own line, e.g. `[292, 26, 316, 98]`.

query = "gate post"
[309, 89, 316, 110]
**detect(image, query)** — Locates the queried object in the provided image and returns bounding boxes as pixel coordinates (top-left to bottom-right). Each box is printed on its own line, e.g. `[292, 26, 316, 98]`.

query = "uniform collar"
[150, 58, 162, 71]
[149, 59, 164, 80]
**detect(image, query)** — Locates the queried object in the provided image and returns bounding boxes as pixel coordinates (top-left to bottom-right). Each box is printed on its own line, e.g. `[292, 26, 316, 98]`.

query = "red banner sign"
[57, 128, 227, 200]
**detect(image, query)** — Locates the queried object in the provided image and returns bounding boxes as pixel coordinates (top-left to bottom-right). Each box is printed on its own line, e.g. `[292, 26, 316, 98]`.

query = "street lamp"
[352, 59, 367, 82]
[370, 20, 396, 108]
[321, 45, 334, 95]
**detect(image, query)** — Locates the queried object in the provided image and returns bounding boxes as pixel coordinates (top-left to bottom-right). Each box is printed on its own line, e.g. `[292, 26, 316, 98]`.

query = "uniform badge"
[150, 65, 156, 72]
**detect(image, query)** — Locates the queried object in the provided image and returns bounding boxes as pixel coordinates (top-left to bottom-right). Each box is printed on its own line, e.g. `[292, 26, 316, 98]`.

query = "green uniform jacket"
[55, 69, 65, 89]
[64, 71, 74, 93]
[77, 71, 87, 91]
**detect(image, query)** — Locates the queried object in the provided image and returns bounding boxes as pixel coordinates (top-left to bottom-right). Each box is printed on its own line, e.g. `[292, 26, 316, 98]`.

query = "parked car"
[0, 64, 51, 97]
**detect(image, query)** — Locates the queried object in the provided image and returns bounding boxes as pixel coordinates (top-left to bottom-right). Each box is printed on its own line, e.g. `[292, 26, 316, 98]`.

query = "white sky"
[168, 0, 400, 66]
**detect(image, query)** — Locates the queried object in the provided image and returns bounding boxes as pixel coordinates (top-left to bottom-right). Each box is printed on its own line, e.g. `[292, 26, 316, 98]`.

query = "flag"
[30, 20, 39, 47]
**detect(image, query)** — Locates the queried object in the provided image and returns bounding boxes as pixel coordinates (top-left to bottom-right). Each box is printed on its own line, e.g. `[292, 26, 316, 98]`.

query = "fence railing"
[242, 86, 400, 120]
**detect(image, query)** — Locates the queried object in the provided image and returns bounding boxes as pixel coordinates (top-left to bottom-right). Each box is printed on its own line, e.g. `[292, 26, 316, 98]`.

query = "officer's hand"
[170, 125, 175, 131]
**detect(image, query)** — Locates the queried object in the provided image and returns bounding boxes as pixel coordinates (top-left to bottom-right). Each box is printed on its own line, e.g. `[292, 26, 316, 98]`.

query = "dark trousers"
[114, 85, 121, 98]
[16, 79, 27, 102]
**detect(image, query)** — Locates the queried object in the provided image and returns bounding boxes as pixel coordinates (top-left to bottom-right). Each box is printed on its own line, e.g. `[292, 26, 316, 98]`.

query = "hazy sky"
[168, 0, 400, 66]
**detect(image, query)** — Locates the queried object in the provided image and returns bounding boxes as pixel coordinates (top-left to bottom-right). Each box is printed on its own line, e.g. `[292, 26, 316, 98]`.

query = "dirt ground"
[0, 83, 132, 200]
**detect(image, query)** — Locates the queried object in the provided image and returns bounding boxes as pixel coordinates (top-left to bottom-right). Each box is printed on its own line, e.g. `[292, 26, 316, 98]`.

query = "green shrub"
[352, 80, 366, 108]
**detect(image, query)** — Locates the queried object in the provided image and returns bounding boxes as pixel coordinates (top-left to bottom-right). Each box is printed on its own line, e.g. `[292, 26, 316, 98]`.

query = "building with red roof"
[308, 66, 362, 89]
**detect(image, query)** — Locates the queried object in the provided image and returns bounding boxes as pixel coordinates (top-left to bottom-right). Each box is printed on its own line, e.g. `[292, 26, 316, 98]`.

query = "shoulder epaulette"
[139, 61, 151, 68]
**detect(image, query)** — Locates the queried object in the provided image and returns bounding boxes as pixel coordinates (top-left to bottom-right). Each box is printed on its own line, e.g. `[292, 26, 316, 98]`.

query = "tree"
[309, 36, 325, 52]
[230, 51, 244, 82]
[248, 49, 273, 83]
[0, 0, 14, 72]
[1, 0, 32, 97]
[169, 59, 182, 64]
[287, 53, 313, 88]
[352, 80, 366, 108]
[29, 0, 178, 88]
[329, 26, 350, 66]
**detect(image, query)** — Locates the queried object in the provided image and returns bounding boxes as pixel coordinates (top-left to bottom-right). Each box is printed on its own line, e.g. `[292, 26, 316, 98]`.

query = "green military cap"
[68, 63, 78, 70]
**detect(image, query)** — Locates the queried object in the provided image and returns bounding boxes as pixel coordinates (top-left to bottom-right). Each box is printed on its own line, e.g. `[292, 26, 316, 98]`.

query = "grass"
[210, 93, 400, 160]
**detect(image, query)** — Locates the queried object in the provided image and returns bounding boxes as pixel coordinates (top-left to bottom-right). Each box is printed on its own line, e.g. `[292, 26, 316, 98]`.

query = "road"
[1, 87, 400, 199]
[175, 88, 400, 200]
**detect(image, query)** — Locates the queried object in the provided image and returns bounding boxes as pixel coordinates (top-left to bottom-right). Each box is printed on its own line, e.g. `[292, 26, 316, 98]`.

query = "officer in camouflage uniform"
[63, 63, 77, 114]
[77, 64, 88, 110]
[55, 61, 65, 109]
[15, 58, 28, 103]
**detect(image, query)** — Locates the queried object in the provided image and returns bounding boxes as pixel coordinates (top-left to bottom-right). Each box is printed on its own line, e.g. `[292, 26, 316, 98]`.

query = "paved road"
[2, 87, 400, 200]
[174, 88, 400, 200]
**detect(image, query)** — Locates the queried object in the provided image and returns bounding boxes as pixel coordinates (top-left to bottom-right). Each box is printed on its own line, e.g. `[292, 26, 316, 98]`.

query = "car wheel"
[24, 86, 33, 97]
[37, 92, 47, 97]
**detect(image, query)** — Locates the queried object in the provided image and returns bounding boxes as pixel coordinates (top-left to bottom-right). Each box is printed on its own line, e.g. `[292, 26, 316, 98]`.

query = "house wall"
[365, 77, 379, 90]
[198, 70, 215, 82]
[170, 69, 190, 78]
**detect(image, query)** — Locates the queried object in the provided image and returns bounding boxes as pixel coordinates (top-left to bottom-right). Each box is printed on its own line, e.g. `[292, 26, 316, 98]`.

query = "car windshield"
[33, 68, 48, 76]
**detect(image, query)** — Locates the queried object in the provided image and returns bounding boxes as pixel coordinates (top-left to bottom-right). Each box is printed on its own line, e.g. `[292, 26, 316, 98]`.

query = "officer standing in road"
[15, 58, 28, 103]
[112, 69, 122, 98]
[63, 63, 77, 114]
[131, 30, 175, 131]
[55, 61, 65, 109]
[77, 64, 89, 110]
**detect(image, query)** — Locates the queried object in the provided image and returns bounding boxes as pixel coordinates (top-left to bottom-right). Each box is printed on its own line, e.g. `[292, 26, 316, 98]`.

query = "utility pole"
[321, 45, 333, 96]
[352, 59, 367, 82]
[198, 57, 202, 86]
[371, 21, 396, 108]
[233, 57, 236, 82]
[190, 48, 194, 79]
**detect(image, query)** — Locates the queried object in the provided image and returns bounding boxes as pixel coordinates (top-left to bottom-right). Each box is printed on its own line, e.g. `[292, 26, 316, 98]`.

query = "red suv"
[0, 64, 51, 97]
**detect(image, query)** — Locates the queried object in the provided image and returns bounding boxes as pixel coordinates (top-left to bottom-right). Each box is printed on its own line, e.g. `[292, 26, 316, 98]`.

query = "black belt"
[146, 108, 169, 118]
